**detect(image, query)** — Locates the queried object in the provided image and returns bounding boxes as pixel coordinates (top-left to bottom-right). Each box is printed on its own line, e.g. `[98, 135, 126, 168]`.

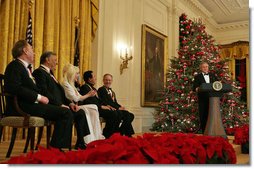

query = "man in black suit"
[79, 71, 121, 138]
[4, 40, 73, 149]
[33, 51, 89, 149]
[193, 61, 218, 133]
[98, 74, 135, 137]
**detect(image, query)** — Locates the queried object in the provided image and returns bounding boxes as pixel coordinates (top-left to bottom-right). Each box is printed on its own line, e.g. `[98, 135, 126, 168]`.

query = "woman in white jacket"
[61, 64, 104, 144]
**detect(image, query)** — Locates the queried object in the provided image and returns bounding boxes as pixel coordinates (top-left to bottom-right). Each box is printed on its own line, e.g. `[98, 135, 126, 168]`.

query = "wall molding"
[143, 0, 168, 35]
[182, 0, 213, 18]
[179, 0, 249, 32]
[215, 21, 249, 31]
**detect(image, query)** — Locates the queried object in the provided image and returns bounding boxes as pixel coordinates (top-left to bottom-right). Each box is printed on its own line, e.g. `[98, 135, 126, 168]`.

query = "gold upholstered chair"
[0, 74, 51, 158]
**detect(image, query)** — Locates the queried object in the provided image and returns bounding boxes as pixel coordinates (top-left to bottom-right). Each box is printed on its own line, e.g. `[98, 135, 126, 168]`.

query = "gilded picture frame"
[141, 24, 168, 107]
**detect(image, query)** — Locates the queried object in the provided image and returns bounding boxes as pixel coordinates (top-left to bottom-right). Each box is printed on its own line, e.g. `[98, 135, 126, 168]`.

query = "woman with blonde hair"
[61, 64, 104, 144]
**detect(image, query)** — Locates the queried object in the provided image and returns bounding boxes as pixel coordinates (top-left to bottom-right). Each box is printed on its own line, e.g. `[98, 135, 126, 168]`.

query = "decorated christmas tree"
[151, 13, 249, 133]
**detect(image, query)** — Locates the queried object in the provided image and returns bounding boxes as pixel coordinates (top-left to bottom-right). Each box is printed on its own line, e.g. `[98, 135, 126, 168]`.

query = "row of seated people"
[61, 65, 135, 139]
[4, 40, 134, 150]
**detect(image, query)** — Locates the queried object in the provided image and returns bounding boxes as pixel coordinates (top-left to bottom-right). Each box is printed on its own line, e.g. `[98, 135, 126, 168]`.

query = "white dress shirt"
[17, 58, 41, 102]
[202, 72, 210, 83]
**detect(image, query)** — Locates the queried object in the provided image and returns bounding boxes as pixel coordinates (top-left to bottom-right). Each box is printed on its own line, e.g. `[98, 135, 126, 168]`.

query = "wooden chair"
[0, 74, 51, 158]
[99, 117, 106, 127]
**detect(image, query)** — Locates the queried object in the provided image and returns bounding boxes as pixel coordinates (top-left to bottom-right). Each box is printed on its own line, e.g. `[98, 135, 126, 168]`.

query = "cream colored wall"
[91, 0, 249, 133]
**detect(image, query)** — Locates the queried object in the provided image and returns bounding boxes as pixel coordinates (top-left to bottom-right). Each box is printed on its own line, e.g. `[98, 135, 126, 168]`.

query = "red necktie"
[50, 73, 58, 83]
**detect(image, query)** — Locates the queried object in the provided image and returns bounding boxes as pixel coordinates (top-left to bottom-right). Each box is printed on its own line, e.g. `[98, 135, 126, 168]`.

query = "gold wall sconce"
[120, 48, 133, 74]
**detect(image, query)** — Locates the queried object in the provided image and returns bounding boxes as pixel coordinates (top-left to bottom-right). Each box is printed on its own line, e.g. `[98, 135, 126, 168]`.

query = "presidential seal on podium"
[212, 81, 223, 91]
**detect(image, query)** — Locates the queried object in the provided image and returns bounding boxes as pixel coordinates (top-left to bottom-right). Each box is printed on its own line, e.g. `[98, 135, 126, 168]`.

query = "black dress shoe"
[74, 143, 87, 150]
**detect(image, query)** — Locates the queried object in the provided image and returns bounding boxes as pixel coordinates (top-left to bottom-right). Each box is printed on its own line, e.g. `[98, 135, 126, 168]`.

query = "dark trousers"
[118, 110, 135, 137]
[98, 108, 121, 138]
[20, 102, 73, 149]
[198, 96, 209, 133]
[72, 109, 90, 144]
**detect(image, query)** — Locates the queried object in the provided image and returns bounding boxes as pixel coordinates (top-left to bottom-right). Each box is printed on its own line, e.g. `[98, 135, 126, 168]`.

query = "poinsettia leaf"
[5, 133, 237, 164]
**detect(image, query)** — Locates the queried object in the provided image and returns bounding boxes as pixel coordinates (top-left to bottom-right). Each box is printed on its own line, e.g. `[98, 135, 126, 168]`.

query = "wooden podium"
[199, 82, 232, 138]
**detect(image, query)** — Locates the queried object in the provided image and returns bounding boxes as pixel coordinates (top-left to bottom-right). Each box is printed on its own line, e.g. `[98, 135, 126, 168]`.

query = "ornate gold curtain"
[220, 41, 249, 78]
[220, 41, 249, 106]
[220, 41, 249, 59]
[0, 0, 99, 82]
[0, 0, 99, 141]
[91, 0, 99, 40]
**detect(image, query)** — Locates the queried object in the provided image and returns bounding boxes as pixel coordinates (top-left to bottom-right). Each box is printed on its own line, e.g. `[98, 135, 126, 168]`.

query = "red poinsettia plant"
[233, 124, 249, 145]
[5, 133, 236, 164]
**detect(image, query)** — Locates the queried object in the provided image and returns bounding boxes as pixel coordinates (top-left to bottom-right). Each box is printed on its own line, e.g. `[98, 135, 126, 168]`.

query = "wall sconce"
[120, 48, 133, 74]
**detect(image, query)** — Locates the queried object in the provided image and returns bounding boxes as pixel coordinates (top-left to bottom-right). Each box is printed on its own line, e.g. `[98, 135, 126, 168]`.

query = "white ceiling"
[197, 0, 249, 24]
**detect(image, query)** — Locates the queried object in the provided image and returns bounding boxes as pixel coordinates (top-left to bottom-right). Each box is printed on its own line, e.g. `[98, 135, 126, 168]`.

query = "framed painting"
[141, 24, 168, 107]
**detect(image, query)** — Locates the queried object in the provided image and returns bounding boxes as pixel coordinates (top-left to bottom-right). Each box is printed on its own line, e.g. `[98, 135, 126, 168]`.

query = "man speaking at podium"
[193, 61, 218, 134]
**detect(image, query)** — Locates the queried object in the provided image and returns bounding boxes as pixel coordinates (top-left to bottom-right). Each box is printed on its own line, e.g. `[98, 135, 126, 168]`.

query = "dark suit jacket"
[98, 86, 121, 109]
[193, 72, 218, 98]
[4, 59, 41, 115]
[4, 60, 76, 148]
[79, 83, 104, 108]
[32, 66, 71, 106]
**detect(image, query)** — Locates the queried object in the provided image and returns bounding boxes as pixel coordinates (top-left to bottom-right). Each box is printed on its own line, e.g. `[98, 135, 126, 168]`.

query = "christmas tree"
[151, 13, 249, 133]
